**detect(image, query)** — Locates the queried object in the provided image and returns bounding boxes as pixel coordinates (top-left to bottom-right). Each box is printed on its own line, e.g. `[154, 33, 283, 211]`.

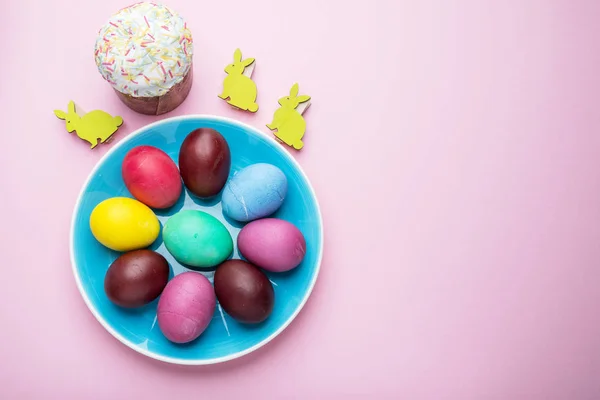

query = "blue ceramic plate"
[70, 115, 323, 365]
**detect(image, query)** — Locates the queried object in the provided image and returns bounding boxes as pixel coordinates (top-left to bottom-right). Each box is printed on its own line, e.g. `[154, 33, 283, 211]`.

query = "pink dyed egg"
[157, 272, 215, 344]
[237, 218, 306, 273]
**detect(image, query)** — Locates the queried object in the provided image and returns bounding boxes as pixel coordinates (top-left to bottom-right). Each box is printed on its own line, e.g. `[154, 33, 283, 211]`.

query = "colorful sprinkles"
[94, 2, 193, 97]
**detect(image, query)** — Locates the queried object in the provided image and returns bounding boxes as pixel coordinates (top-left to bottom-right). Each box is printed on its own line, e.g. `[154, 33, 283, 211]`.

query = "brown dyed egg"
[214, 260, 275, 324]
[104, 249, 170, 308]
[178, 128, 231, 198]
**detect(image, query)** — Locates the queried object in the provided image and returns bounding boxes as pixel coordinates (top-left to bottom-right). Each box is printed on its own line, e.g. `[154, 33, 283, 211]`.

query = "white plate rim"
[69, 114, 324, 365]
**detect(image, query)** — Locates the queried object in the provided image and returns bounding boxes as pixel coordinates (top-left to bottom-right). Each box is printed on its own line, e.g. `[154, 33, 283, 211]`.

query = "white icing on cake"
[94, 2, 193, 97]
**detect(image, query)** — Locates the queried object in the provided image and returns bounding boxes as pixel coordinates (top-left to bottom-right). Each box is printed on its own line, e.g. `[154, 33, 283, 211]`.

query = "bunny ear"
[233, 48, 242, 63]
[289, 83, 299, 97]
[68, 101, 76, 114]
[297, 95, 311, 103]
[242, 58, 255, 67]
[54, 110, 66, 119]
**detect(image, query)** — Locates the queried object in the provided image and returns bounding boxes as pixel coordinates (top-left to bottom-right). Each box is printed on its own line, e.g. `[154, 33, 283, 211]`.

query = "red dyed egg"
[122, 145, 182, 209]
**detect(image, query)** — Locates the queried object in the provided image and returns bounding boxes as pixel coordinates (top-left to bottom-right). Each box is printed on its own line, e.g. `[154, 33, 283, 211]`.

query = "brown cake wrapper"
[113, 68, 193, 115]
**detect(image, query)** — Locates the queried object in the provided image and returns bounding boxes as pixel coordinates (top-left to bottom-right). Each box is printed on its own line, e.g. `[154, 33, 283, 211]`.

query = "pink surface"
[1, 0, 600, 398]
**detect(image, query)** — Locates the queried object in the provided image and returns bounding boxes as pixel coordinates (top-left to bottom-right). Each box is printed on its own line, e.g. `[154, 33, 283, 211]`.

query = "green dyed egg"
[163, 210, 233, 269]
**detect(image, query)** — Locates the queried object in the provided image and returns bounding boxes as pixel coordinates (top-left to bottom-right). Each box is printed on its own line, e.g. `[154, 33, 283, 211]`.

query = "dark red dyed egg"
[178, 128, 231, 198]
[104, 249, 170, 308]
[214, 260, 275, 324]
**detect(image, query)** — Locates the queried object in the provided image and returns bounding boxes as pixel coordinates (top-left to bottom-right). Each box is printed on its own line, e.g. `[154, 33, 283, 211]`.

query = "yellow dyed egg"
[89, 197, 160, 252]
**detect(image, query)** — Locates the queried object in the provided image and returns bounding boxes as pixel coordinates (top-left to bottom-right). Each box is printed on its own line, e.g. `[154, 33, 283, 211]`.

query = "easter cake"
[94, 2, 193, 115]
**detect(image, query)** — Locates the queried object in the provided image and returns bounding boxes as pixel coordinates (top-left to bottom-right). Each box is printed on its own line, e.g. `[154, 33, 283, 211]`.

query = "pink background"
[2, 0, 600, 398]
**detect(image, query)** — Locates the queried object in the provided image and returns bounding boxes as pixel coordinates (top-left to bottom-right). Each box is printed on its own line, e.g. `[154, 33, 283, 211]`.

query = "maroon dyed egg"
[122, 145, 182, 209]
[178, 128, 231, 198]
[104, 250, 170, 308]
[214, 260, 274, 324]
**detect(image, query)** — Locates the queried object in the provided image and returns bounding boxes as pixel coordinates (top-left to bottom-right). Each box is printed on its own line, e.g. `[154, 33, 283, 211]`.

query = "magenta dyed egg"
[237, 218, 306, 273]
[157, 272, 216, 344]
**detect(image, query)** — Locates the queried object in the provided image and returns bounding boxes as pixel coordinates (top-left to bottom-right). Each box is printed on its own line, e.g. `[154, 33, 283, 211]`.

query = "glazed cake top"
[94, 2, 193, 97]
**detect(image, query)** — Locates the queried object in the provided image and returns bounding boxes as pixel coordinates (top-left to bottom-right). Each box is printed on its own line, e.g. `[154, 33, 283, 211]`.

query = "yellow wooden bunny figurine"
[218, 49, 259, 112]
[267, 83, 311, 150]
[54, 101, 123, 149]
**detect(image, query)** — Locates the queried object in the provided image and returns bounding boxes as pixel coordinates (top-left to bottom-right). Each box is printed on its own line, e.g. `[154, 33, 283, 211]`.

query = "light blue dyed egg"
[222, 163, 288, 222]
